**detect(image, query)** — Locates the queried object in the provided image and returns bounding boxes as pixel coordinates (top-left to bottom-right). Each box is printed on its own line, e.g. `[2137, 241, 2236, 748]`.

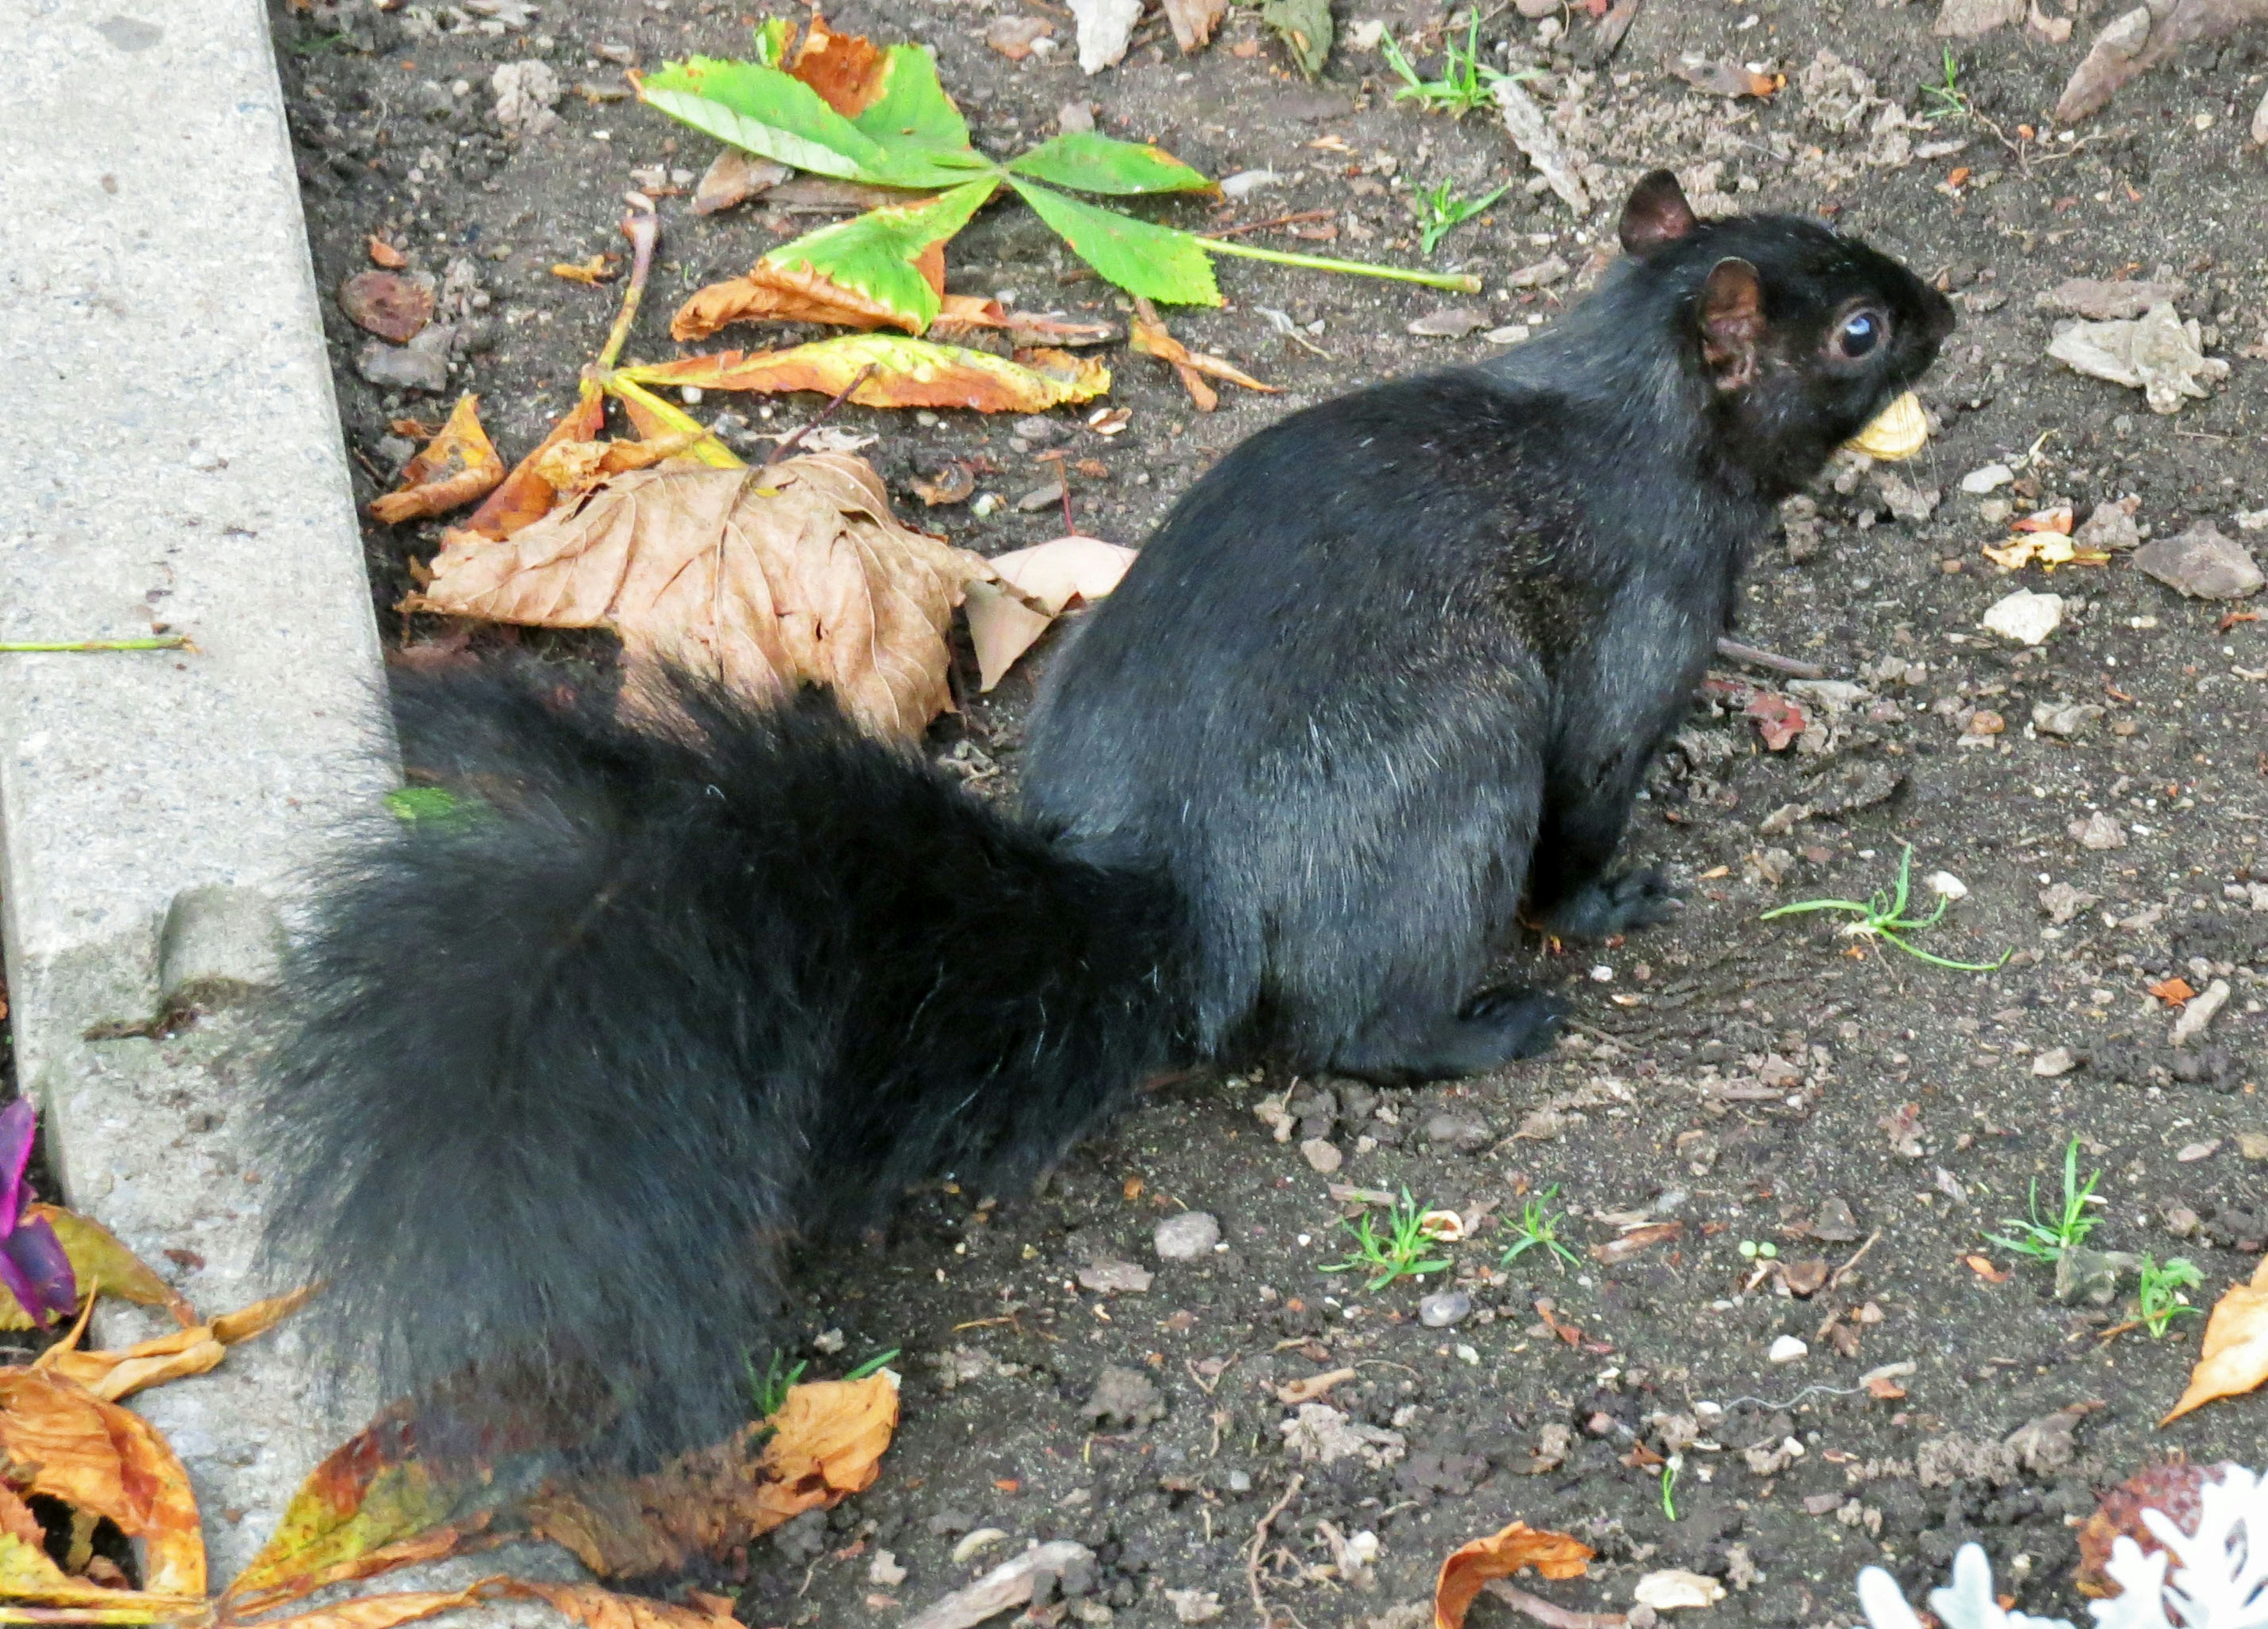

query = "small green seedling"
[1660, 1452, 1684, 1520]
[1759, 844, 2010, 972]
[1500, 1184, 1579, 1273]
[2135, 1257, 2202, 1337]
[1737, 1239, 1780, 1261]
[1414, 178, 1511, 255]
[844, 1347, 902, 1380]
[1986, 1138, 2102, 1262]
[1322, 1188, 1452, 1291]
[745, 1349, 808, 1418]
[1920, 48, 1971, 124]
[1380, 12, 1511, 117]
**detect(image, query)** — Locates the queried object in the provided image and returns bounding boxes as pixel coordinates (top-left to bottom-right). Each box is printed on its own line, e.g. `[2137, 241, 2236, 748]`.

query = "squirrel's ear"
[1619, 170, 1697, 259]
[1698, 257, 1764, 389]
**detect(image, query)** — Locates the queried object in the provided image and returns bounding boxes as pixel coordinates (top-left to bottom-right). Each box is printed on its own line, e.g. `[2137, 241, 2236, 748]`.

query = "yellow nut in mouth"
[1843, 390, 1927, 461]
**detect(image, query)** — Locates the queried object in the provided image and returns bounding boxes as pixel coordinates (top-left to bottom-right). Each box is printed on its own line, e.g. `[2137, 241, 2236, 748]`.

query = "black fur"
[260, 174, 1948, 1456]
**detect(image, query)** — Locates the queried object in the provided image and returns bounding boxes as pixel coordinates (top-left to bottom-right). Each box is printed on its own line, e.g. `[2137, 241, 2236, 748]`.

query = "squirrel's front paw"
[1535, 866, 1683, 938]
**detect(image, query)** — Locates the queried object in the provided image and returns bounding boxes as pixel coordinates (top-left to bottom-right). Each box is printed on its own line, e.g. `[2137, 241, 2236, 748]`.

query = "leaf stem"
[0, 636, 191, 653]
[595, 206, 662, 374]
[1198, 236, 1484, 293]
[603, 374, 747, 468]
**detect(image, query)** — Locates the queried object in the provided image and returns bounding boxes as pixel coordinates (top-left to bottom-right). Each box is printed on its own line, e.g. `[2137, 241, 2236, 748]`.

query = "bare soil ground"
[267, 0, 2268, 1623]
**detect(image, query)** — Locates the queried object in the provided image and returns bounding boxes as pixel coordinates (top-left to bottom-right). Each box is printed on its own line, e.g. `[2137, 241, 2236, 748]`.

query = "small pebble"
[1960, 462, 2014, 493]
[1767, 1334, 1808, 1364]
[1419, 1289, 1472, 1328]
[1155, 1211, 1221, 1260]
[1300, 1138, 1343, 1174]
[951, 1528, 1009, 1565]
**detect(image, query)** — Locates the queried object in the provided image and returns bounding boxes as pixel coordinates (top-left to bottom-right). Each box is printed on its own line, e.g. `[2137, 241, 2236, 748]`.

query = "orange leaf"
[788, 12, 889, 118]
[38, 1331, 224, 1404]
[2148, 977, 2197, 1006]
[211, 1285, 317, 1346]
[552, 255, 619, 285]
[462, 386, 610, 539]
[930, 295, 1117, 349]
[367, 236, 408, 269]
[411, 457, 993, 740]
[1129, 297, 1276, 413]
[0, 1369, 205, 1597]
[494, 1579, 739, 1629]
[2012, 506, 2075, 535]
[1965, 1255, 2010, 1283]
[672, 255, 937, 341]
[369, 393, 507, 524]
[526, 1375, 900, 1579]
[230, 1577, 510, 1629]
[2161, 1255, 2268, 1423]
[1435, 1521, 1594, 1629]
[628, 335, 1110, 415]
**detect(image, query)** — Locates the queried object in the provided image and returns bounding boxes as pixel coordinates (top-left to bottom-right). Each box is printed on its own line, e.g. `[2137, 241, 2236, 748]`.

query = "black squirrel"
[260, 171, 1952, 1458]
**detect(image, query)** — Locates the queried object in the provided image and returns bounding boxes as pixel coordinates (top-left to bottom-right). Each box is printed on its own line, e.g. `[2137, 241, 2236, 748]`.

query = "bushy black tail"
[259, 666, 1188, 1459]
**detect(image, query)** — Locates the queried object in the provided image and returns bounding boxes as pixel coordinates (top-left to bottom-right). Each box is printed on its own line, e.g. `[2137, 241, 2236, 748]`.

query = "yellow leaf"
[0, 1369, 205, 1598]
[226, 1577, 508, 1629]
[494, 1579, 739, 1629]
[2162, 1254, 2268, 1423]
[625, 334, 1110, 414]
[409, 456, 995, 739]
[1433, 1520, 1593, 1629]
[211, 1285, 317, 1347]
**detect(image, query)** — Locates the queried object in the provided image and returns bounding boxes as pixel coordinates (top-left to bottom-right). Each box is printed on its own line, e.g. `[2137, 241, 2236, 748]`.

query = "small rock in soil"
[1069, 0, 1142, 73]
[1633, 1569, 1726, 1611]
[2074, 496, 2142, 553]
[1300, 1138, 1343, 1174]
[1424, 1113, 1491, 1152]
[2033, 700, 2104, 738]
[1280, 1402, 1406, 1467]
[2031, 1046, 2078, 1078]
[1960, 462, 2013, 493]
[1166, 1589, 1223, 1624]
[1418, 1289, 1471, 1327]
[2169, 978, 2231, 1046]
[2036, 277, 2189, 320]
[1809, 1196, 1861, 1242]
[1082, 1364, 1165, 1427]
[1508, 255, 1570, 288]
[491, 60, 562, 133]
[1406, 308, 1489, 338]
[926, 1509, 977, 1537]
[2054, 1244, 2141, 1305]
[1077, 1259, 1155, 1294]
[1154, 1210, 1220, 1260]
[356, 337, 449, 393]
[2238, 1132, 2268, 1162]
[1980, 588, 2063, 645]
[868, 1550, 907, 1586]
[2134, 520, 2264, 600]
[2069, 812, 2126, 851]
[773, 1509, 827, 1559]
[2041, 881, 2101, 923]
[1767, 1334, 1808, 1363]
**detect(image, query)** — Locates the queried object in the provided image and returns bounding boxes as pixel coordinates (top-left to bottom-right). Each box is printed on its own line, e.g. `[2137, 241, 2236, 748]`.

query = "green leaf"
[762, 178, 1001, 330]
[851, 44, 973, 157]
[638, 56, 891, 182]
[750, 15, 793, 67]
[1008, 179, 1221, 306]
[1260, 0, 1332, 77]
[1008, 131, 1214, 196]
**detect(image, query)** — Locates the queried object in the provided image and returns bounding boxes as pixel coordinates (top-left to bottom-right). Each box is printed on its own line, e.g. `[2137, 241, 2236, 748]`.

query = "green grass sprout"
[1759, 843, 2010, 971]
[1500, 1184, 1580, 1272]
[844, 1347, 902, 1380]
[1414, 178, 1511, 254]
[1661, 1452, 1683, 1520]
[745, 1349, 808, 1418]
[1380, 12, 1510, 116]
[2135, 1257, 2203, 1337]
[1920, 47, 1970, 124]
[1322, 1188, 1452, 1291]
[1986, 1138, 2102, 1262]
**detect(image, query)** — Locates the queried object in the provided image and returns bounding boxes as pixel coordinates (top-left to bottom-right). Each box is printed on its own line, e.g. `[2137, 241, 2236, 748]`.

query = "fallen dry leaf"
[338, 271, 434, 343]
[1673, 57, 1779, 97]
[239, 1578, 514, 1629]
[930, 295, 1117, 349]
[0, 1203, 186, 1331]
[368, 394, 507, 525]
[692, 148, 793, 215]
[903, 1540, 1093, 1629]
[1588, 1223, 1682, 1265]
[527, 431, 709, 503]
[986, 15, 1055, 58]
[911, 461, 977, 507]
[367, 236, 408, 269]
[628, 335, 1111, 414]
[1129, 297, 1278, 412]
[0, 1368, 206, 1598]
[2149, 976, 2198, 1006]
[2161, 1254, 2268, 1423]
[1435, 1521, 1594, 1629]
[787, 12, 890, 117]
[2055, 0, 2268, 124]
[1966, 1255, 2011, 1283]
[2074, 1461, 2234, 1596]
[1275, 1367, 1358, 1405]
[1164, 0, 1231, 50]
[462, 386, 610, 539]
[413, 455, 992, 739]
[36, 1286, 309, 1403]
[552, 255, 619, 285]
[527, 1374, 900, 1577]
[963, 534, 1136, 689]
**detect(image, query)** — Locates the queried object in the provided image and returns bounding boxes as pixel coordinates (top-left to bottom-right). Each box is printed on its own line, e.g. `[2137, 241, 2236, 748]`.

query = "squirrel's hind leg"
[1322, 983, 1562, 1085]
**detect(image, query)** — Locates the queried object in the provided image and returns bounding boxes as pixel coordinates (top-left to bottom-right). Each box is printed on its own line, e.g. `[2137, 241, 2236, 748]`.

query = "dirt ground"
[262, 0, 2268, 1624]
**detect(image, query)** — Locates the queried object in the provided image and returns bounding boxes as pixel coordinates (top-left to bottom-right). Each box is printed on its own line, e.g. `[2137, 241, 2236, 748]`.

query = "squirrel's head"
[1615, 169, 1957, 494]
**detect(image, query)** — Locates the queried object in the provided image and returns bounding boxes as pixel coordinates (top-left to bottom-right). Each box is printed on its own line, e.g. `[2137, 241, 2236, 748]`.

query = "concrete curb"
[0, 0, 560, 1601]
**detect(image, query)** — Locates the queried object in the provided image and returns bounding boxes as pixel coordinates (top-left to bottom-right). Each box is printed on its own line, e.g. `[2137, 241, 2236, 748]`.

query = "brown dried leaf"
[1435, 1522, 1594, 1629]
[338, 271, 435, 343]
[238, 1578, 509, 1629]
[788, 12, 891, 117]
[496, 1579, 740, 1629]
[930, 294, 1118, 348]
[2055, 0, 2268, 124]
[1164, 0, 1231, 50]
[412, 457, 992, 739]
[1672, 58, 1779, 98]
[1587, 1222, 1682, 1265]
[552, 255, 620, 285]
[367, 236, 408, 269]
[2161, 1254, 2268, 1423]
[462, 386, 610, 539]
[0, 1369, 205, 1597]
[211, 1285, 317, 1346]
[671, 251, 943, 341]
[693, 149, 794, 215]
[527, 1375, 900, 1577]
[963, 535, 1137, 690]
[369, 393, 507, 524]
[1129, 297, 1278, 412]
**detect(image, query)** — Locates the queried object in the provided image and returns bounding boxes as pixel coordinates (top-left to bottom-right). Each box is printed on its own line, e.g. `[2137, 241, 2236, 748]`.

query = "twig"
[763, 364, 878, 467]
[1487, 1581, 1628, 1629]
[1200, 209, 1337, 241]
[1715, 636, 1824, 679]
[595, 204, 659, 374]
[1247, 1473, 1303, 1627]
[0, 636, 191, 653]
[1827, 1227, 1884, 1290]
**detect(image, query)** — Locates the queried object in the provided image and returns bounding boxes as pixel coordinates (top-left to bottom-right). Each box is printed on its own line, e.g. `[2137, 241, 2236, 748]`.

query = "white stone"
[1980, 588, 2064, 645]
[1634, 1569, 1729, 1611]
[1155, 1210, 1221, 1260]
[1960, 462, 2014, 493]
[1768, 1334, 1809, 1363]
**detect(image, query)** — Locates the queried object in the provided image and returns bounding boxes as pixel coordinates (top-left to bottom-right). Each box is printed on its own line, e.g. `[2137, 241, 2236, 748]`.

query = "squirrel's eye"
[1838, 310, 1884, 359]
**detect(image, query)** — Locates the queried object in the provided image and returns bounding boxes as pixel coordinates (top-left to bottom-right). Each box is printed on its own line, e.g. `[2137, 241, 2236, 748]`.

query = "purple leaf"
[0, 1099, 35, 1234]
[0, 1215, 75, 1328]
